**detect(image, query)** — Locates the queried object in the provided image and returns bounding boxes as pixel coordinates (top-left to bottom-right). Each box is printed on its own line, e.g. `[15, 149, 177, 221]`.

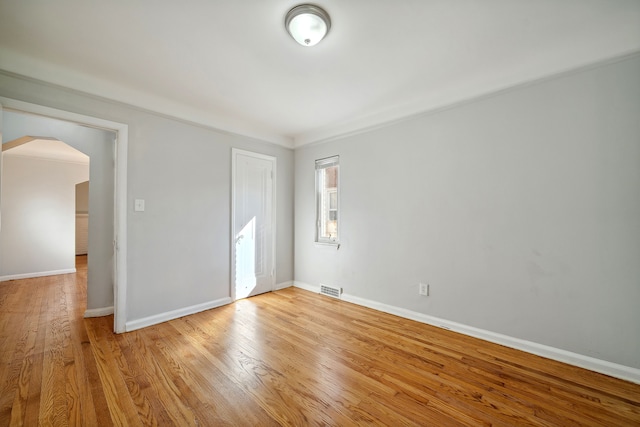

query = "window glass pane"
[316, 156, 339, 243]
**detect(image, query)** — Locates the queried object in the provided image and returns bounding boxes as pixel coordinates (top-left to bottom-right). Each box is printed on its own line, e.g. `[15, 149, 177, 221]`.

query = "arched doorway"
[0, 98, 128, 332]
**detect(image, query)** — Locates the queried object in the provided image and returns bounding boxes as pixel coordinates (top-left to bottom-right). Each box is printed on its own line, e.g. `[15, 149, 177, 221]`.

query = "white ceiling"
[1, 1, 639, 148]
[3, 138, 90, 164]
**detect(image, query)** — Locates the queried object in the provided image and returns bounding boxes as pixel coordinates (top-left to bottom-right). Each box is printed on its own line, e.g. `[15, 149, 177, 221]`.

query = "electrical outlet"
[419, 283, 429, 296]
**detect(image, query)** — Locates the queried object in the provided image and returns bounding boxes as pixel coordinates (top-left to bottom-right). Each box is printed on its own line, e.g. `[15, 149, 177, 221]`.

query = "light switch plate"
[134, 199, 145, 212]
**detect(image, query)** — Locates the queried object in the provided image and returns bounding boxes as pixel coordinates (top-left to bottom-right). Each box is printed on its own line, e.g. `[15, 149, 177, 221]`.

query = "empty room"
[1, 1, 639, 425]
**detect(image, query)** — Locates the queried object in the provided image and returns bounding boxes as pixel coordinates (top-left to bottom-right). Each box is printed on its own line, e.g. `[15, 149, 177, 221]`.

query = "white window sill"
[315, 241, 340, 248]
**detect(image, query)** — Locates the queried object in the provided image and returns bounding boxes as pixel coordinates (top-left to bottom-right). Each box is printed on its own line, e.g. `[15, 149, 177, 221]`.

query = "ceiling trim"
[2, 48, 639, 151]
[293, 49, 640, 149]
[0, 48, 295, 149]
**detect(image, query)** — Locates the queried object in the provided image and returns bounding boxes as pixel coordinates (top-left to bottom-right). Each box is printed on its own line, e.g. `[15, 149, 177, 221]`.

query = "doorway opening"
[1, 137, 90, 280]
[76, 180, 90, 260]
[0, 98, 128, 332]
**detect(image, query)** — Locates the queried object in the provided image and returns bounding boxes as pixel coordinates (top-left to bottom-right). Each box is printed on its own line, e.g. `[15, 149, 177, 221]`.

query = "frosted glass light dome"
[285, 4, 331, 47]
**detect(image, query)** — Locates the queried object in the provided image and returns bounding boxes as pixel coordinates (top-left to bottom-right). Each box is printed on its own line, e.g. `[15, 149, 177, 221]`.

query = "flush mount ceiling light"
[285, 4, 331, 47]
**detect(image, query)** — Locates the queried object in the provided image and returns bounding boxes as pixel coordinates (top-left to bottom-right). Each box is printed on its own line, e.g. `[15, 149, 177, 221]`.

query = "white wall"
[295, 54, 640, 370]
[0, 154, 88, 277]
[0, 72, 295, 325]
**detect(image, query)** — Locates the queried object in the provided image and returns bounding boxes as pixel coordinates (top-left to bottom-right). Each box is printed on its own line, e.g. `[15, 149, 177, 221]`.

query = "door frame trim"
[0, 96, 128, 333]
[231, 148, 276, 301]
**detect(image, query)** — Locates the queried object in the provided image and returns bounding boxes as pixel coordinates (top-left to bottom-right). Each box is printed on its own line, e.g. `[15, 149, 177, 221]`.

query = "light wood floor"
[1, 259, 639, 426]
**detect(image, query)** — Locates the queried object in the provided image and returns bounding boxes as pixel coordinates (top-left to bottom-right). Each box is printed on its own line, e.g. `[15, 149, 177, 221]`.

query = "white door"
[232, 149, 275, 300]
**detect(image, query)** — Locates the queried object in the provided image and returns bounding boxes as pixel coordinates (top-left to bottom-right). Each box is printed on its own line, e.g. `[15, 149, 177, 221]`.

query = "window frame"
[315, 156, 340, 245]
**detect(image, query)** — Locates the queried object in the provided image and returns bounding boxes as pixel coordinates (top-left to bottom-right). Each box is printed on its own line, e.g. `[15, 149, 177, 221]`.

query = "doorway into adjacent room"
[1, 137, 90, 279]
[0, 99, 128, 332]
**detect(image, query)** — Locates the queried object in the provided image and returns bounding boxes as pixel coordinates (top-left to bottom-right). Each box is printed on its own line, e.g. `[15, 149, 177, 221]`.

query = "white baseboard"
[275, 280, 294, 290]
[293, 281, 319, 293]
[125, 297, 233, 332]
[293, 281, 640, 384]
[84, 306, 114, 318]
[0, 268, 77, 282]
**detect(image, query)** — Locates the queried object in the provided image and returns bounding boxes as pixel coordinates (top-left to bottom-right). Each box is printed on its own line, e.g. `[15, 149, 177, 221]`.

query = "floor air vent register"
[320, 284, 342, 299]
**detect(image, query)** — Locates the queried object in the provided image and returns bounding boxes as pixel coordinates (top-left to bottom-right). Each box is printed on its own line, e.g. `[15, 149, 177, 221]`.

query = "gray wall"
[0, 72, 294, 323]
[295, 55, 640, 369]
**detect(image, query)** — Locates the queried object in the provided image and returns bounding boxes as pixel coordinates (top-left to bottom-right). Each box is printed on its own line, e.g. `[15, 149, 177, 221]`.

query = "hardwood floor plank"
[362, 315, 639, 425]
[63, 273, 101, 427]
[251, 293, 504, 424]
[85, 315, 144, 426]
[39, 277, 70, 426]
[80, 319, 114, 427]
[7, 278, 46, 426]
[271, 288, 640, 425]
[22, 282, 51, 427]
[1, 265, 639, 426]
[172, 312, 316, 425]
[226, 298, 468, 425]
[336, 318, 588, 425]
[220, 301, 411, 424]
[116, 327, 198, 426]
[144, 321, 278, 426]
[0, 281, 19, 357]
[262, 295, 524, 426]
[117, 331, 176, 426]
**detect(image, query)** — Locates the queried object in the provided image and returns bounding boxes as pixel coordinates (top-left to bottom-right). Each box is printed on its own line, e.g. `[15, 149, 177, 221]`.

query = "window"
[316, 156, 339, 243]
